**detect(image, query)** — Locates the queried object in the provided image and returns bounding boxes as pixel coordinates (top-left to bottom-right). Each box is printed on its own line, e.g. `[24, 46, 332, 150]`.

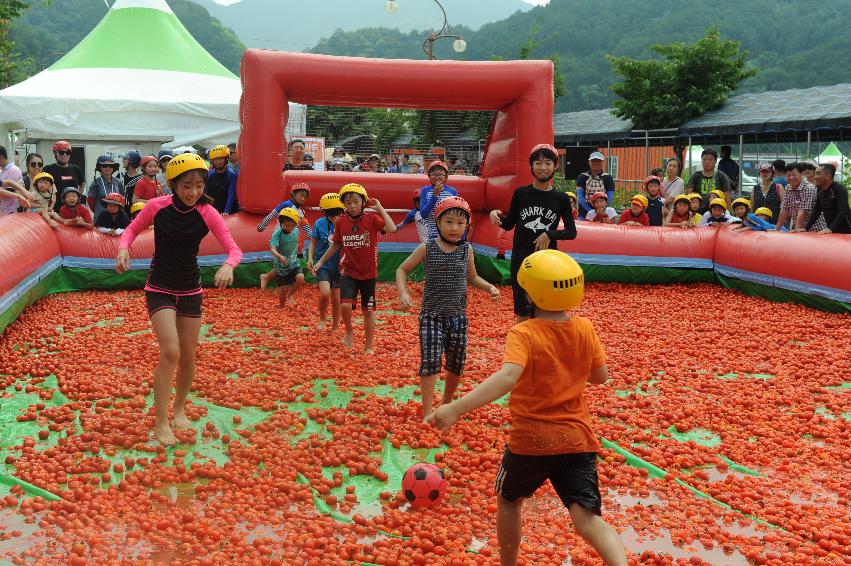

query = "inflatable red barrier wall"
[237, 51, 553, 214]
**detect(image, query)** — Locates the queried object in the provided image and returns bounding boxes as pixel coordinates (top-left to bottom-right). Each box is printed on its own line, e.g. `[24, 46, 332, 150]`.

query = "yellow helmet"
[339, 183, 368, 202]
[166, 153, 208, 181]
[709, 198, 727, 210]
[754, 207, 773, 220]
[566, 191, 577, 200]
[517, 249, 584, 312]
[319, 192, 343, 211]
[673, 194, 691, 206]
[709, 189, 726, 200]
[278, 207, 301, 224]
[31, 171, 55, 185]
[208, 145, 230, 160]
[687, 192, 703, 202]
[731, 197, 751, 211]
[130, 202, 145, 214]
[631, 194, 648, 209]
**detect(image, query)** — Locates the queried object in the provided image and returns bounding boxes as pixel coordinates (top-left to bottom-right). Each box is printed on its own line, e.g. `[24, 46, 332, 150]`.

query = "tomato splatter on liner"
[0, 283, 848, 564]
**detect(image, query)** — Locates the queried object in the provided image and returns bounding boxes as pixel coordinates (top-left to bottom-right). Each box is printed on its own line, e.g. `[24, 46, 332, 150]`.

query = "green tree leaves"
[607, 26, 757, 129]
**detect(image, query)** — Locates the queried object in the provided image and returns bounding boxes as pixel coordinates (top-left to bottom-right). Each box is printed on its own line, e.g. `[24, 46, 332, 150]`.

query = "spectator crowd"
[1, 139, 848, 236]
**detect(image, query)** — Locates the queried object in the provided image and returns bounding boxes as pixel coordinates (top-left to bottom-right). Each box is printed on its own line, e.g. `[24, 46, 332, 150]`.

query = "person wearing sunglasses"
[87, 154, 126, 218]
[22, 153, 44, 192]
[44, 140, 85, 214]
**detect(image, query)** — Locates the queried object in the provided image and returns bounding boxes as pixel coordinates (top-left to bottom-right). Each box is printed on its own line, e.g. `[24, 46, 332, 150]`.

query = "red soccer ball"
[401, 462, 446, 509]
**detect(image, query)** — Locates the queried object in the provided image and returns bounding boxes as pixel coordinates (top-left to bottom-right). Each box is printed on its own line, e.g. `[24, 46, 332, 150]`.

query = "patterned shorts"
[418, 314, 468, 376]
[495, 448, 602, 515]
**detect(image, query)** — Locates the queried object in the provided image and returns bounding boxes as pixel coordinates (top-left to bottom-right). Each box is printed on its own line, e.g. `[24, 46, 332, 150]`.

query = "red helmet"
[529, 143, 559, 165]
[435, 196, 471, 220]
[590, 192, 608, 203]
[427, 160, 449, 175]
[140, 155, 158, 169]
[102, 192, 126, 206]
[643, 175, 662, 187]
[290, 182, 310, 195]
[412, 189, 421, 200]
[53, 140, 71, 152]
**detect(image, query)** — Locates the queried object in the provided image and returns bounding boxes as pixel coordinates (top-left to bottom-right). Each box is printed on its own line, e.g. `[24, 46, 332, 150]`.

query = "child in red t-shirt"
[313, 183, 396, 354]
[58, 187, 94, 229]
[429, 250, 627, 566]
[132, 156, 163, 204]
[619, 195, 650, 226]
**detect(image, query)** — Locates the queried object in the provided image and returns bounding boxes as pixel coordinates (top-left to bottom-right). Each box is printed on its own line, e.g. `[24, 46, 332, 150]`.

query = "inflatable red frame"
[237, 50, 554, 213]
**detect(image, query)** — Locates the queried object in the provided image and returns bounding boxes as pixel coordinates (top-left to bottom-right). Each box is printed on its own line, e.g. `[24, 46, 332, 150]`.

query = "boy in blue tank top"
[395, 197, 500, 421]
[308, 193, 345, 331]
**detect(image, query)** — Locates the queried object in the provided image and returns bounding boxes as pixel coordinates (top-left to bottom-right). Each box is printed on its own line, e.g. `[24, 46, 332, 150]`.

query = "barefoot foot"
[173, 413, 192, 429]
[259, 273, 269, 290]
[342, 332, 353, 348]
[317, 321, 327, 331]
[364, 348, 375, 355]
[155, 424, 178, 446]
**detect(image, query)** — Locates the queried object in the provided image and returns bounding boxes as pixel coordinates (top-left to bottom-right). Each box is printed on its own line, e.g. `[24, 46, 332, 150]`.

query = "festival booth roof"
[555, 83, 851, 147]
[0, 0, 304, 148]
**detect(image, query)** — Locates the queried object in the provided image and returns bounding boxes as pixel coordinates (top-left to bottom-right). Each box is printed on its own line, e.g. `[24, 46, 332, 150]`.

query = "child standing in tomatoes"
[308, 193, 345, 331]
[270, 208, 305, 307]
[312, 183, 395, 354]
[488, 144, 577, 324]
[429, 250, 626, 566]
[115, 153, 242, 446]
[395, 197, 500, 420]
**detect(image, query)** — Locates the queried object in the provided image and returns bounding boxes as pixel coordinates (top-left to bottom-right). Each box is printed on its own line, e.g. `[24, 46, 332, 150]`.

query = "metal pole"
[687, 136, 692, 178]
[645, 131, 649, 176]
[806, 130, 811, 159]
[606, 140, 611, 175]
[737, 134, 744, 195]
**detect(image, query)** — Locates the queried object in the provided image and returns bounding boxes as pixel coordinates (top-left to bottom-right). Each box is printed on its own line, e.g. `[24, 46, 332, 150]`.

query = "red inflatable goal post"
[237, 50, 554, 213]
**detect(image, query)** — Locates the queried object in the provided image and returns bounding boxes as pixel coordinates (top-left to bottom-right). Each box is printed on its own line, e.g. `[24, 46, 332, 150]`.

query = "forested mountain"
[190, 0, 531, 51]
[8, 0, 245, 79]
[307, 0, 851, 112]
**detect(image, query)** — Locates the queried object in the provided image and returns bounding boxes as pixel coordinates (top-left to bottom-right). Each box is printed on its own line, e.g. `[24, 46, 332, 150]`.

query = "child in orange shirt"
[429, 250, 626, 566]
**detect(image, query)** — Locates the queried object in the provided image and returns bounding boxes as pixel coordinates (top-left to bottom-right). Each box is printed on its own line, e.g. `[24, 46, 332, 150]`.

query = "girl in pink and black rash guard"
[115, 153, 242, 446]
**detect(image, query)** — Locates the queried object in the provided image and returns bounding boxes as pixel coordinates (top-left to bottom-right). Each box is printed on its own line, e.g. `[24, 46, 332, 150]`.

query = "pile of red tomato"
[0, 282, 848, 565]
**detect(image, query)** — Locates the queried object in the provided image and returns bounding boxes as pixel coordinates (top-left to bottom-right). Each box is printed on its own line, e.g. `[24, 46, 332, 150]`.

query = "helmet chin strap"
[437, 231, 465, 247]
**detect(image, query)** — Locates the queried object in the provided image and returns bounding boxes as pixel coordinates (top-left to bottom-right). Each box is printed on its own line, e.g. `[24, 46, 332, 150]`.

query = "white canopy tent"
[0, 0, 304, 166]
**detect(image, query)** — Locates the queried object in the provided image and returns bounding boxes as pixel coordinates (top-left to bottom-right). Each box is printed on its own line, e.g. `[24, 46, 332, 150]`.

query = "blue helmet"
[157, 149, 174, 160]
[96, 154, 117, 167]
[126, 150, 142, 168]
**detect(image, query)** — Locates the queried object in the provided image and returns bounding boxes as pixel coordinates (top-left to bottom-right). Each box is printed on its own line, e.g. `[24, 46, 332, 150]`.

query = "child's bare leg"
[497, 495, 523, 566]
[317, 280, 331, 330]
[150, 310, 180, 446]
[290, 273, 304, 305]
[341, 303, 353, 347]
[568, 504, 627, 566]
[420, 374, 437, 420]
[173, 315, 202, 428]
[260, 268, 275, 290]
[278, 285, 291, 308]
[442, 371, 461, 405]
[363, 309, 376, 354]
[331, 288, 341, 331]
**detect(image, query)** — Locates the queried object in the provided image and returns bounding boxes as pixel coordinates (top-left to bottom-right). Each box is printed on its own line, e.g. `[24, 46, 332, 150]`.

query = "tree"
[365, 108, 412, 154]
[607, 26, 757, 130]
[0, 0, 30, 88]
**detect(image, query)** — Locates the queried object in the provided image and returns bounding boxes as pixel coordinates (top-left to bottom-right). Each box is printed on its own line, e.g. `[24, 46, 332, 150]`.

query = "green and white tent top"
[0, 0, 304, 147]
[818, 142, 846, 170]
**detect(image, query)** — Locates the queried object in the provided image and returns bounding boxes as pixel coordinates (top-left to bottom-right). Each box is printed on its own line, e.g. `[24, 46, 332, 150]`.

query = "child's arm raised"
[428, 363, 523, 433]
[395, 244, 426, 310]
[368, 198, 396, 233]
[466, 245, 499, 300]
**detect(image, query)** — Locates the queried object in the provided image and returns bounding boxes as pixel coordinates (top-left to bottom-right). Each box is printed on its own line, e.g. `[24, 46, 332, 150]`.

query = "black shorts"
[510, 256, 532, 317]
[276, 267, 303, 287]
[316, 267, 342, 289]
[145, 291, 202, 318]
[495, 448, 601, 515]
[340, 276, 376, 310]
[419, 314, 468, 376]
